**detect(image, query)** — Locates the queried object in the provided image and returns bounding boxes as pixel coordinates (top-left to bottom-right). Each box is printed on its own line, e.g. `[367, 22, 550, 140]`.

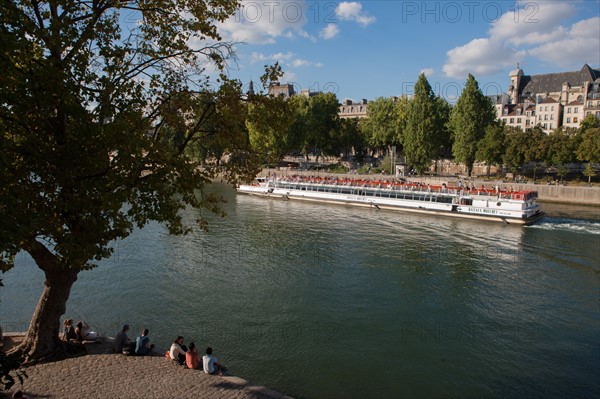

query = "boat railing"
[268, 176, 536, 203]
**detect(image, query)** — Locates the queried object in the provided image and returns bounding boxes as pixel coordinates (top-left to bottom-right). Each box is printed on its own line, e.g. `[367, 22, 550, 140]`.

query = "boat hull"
[237, 184, 543, 225]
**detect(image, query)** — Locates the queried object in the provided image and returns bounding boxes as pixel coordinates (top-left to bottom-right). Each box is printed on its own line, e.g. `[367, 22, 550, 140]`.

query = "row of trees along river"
[0, 0, 599, 382]
[249, 73, 600, 183]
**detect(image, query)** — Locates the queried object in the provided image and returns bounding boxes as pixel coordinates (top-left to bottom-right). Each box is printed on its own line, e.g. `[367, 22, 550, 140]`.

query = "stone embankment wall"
[517, 184, 600, 205]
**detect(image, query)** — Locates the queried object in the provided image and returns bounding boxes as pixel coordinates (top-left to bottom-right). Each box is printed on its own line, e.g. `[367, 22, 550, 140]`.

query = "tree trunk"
[9, 241, 81, 364]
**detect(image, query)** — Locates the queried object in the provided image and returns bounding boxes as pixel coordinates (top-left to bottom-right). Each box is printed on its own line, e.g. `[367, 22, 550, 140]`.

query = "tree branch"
[23, 239, 57, 274]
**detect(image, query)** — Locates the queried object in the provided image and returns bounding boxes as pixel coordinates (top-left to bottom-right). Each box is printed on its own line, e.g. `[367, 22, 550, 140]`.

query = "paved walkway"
[3, 335, 293, 399]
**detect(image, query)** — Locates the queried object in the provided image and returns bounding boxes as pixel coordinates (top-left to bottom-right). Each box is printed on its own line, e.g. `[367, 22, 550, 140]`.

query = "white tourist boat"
[237, 176, 544, 225]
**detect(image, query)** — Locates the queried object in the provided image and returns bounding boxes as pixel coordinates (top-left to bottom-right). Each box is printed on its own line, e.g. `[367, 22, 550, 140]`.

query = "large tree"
[476, 121, 506, 178]
[403, 74, 448, 174]
[449, 74, 496, 176]
[303, 92, 340, 160]
[503, 126, 529, 175]
[0, 0, 277, 362]
[542, 127, 578, 183]
[360, 96, 406, 155]
[576, 114, 600, 184]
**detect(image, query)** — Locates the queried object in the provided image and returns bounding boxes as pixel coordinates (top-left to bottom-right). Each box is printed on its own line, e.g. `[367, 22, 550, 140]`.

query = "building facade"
[493, 64, 600, 133]
[338, 99, 369, 119]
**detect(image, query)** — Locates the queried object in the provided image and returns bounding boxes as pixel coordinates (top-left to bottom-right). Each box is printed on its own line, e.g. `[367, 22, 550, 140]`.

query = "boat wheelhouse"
[237, 176, 544, 225]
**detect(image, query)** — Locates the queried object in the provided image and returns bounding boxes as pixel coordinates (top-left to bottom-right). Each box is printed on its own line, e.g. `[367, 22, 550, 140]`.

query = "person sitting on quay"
[169, 335, 187, 365]
[135, 328, 155, 356]
[114, 324, 135, 354]
[75, 321, 98, 342]
[63, 318, 76, 341]
[185, 342, 201, 370]
[202, 347, 224, 376]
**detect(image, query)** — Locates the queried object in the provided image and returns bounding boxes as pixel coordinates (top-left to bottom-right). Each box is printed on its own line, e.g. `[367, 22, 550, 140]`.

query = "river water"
[2, 184, 599, 398]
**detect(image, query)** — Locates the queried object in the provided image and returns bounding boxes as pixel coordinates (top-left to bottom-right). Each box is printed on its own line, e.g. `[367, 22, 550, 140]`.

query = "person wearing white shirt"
[202, 346, 223, 375]
[169, 336, 187, 365]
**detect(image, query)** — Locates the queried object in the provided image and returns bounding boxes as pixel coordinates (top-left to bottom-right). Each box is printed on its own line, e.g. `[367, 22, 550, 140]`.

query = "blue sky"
[211, 0, 600, 103]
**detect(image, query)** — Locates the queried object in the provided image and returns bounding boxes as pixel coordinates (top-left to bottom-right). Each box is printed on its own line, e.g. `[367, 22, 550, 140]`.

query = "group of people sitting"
[168, 335, 225, 375]
[113, 324, 224, 375]
[63, 318, 98, 342]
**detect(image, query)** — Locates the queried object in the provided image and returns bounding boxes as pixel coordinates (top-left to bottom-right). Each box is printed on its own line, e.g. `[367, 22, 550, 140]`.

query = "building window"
[545, 106, 548, 111]
[567, 117, 571, 123]
[526, 120, 530, 126]
[550, 123, 553, 129]
[503, 108, 508, 115]
[573, 117, 578, 123]
[544, 114, 548, 121]
[516, 108, 521, 115]
[510, 118, 514, 123]
[551, 106, 554, 111]
[517, 118, 521, 123]
[596, 111, 600, 118]
[543, 123, 547, 129]
[574, 107, 579, 113]
[567, 107, 571, 113]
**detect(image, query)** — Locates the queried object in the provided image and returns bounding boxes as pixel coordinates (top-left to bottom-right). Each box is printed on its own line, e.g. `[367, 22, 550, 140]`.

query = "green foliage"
[0, 279, 26, 390]
[338, 118, 365, 159]
[286, 93, 340, 159]
[306, 93, 341, 157]
[246, 95, 294, 163]
[360, 97, 406, 152]
[0, 0, 288, 358]
[378, 155, 395, 175]
[0, 351, 26, 391]
[542, 127, 578, 168]
[583, 163, 597, 185]
[579, 113, 600, 133]
[403, 74, 449, 174]
[502, 126, 529, 174]
[577, 127, 600, 164]
[449, 74, 496, 176]
[476, 122, 505, 177]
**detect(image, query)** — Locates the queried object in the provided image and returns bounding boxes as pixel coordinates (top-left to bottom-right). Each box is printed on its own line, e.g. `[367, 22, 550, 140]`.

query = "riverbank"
[258, 168, 600, 206]
[2, 333, 293, 399]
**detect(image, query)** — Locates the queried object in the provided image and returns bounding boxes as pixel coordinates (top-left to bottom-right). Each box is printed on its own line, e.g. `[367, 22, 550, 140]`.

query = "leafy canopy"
[0, 0, 265, 273]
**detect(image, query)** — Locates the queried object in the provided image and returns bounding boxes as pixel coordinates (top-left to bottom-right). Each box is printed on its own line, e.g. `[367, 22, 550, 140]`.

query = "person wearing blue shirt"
[135, 328, 154, 355]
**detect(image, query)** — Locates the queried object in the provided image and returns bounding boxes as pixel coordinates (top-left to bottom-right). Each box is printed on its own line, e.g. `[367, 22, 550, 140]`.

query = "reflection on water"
[1, 184, 599, 398]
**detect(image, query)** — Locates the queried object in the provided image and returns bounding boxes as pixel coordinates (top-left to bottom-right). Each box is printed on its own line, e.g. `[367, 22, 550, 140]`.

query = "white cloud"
[336, 2, 376, 27]
[249, 51, 323, 69]
[282, 71, 297, 82]
[291, 59, 323, 68]
[443, 38, 526, 79]
[320, 24, 340, 40]
[250, 51, 294, 64]
[528, 17, 600, 67]
[420, 68, 434, 77]
[490, 1, 575, 45]
[216, 0, 309, 45]
[443, 1, 595, 78]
